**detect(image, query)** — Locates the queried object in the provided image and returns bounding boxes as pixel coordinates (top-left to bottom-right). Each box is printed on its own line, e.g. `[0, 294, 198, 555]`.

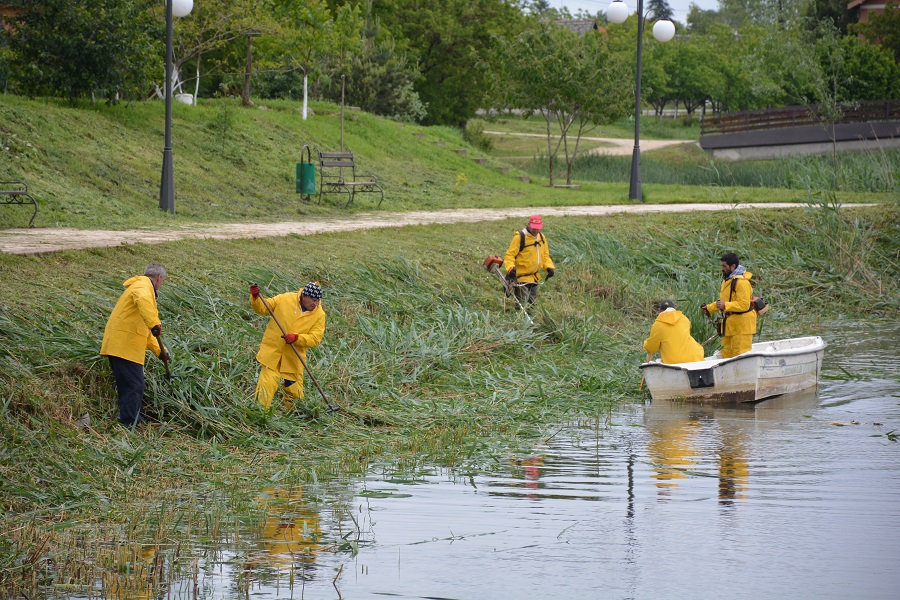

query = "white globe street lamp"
[160, 0, 194, 214]
[607, 1, 675, 201]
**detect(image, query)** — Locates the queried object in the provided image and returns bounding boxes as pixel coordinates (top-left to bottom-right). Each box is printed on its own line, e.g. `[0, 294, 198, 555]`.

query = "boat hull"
[639, 336, 826, 404]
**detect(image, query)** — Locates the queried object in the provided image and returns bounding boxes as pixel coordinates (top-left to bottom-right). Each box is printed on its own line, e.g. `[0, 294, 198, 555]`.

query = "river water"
[73, 324, 900, 600]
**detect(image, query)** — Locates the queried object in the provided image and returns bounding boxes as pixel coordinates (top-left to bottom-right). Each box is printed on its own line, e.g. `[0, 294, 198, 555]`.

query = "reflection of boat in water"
[640, 336, 826, 404]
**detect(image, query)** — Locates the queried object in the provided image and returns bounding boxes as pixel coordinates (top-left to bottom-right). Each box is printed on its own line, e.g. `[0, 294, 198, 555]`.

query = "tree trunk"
[193, 54, 201, 106]
[302, 73, 309, 120]
[242, 35, 253, 108]
[545, 113, 555, 187]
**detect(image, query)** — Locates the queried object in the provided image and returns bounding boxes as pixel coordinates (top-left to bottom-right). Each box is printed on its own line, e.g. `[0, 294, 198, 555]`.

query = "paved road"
[0, 203, 870, 255]
[483, 131, 695, 155]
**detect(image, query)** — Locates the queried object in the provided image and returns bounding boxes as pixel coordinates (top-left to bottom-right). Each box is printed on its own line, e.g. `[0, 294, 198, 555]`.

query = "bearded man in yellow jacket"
[101, 264, 168, 426]
[703, 253, 757, 358]
[644, 299, 705, 364]
[502, 215, 556, 307]
[250, 281, 326, 410]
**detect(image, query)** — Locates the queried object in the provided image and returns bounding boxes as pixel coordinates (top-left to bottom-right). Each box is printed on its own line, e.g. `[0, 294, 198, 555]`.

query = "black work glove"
[701, 304, 710, 316]
[151, 325, 162, 337]
[506, 267, 517, 281]
[546, 268, 555, 279]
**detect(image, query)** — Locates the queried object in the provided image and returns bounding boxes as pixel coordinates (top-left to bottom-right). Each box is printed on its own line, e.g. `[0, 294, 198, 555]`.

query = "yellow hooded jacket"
[503, 229, 555, 284]
[705, 271, 757, 337]
[252, 291, 326, 378]
[643, 309, 705, 364]
[100, 276, 162, 364]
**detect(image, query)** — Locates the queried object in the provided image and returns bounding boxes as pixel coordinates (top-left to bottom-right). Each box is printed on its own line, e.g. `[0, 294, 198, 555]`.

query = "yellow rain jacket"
[705, 271, 757, 337]
[643, 309, 705, 364]
[252, 291, 326, 378]
[503, 229, 555, 284]
[100, 276, 162, 365]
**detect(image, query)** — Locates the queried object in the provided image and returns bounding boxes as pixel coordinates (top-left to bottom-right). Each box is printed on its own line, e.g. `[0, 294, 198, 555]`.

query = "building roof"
[553, 19, 600, 36]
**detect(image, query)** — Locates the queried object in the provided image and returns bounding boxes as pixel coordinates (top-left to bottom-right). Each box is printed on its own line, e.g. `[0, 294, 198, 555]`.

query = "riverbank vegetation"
[1, 205, 897, 597]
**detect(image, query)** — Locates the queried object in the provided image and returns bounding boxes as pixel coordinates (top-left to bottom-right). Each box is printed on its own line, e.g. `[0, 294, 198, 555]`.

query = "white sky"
[551, 0, 722, 26]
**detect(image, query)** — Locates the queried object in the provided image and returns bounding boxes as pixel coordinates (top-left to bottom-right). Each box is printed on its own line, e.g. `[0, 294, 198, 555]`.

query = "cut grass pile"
[0, 204, 897, 597]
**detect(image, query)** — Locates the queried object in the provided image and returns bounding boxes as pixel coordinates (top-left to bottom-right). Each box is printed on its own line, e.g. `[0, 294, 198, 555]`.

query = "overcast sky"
[550, 0, 721, 26]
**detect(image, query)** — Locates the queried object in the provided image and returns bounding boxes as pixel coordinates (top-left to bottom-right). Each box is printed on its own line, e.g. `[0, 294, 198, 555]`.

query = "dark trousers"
[513, 283, 538, 307]
[108, 356, 145, 427]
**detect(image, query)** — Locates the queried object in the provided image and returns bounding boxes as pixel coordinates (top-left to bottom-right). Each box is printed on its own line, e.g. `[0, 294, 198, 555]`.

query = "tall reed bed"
[0, 206, 896, 597]
[527, 147, 900, 193]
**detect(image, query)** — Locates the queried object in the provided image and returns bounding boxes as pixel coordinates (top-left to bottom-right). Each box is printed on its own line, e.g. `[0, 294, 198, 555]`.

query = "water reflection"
[245, 487, 322, 579]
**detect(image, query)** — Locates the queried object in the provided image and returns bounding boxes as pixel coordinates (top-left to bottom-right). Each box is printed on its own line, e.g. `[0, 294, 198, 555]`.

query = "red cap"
[528, 215, 543, 230]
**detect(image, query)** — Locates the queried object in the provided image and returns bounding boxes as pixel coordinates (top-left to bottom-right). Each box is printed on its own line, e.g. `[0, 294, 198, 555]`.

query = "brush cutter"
[253, 285, 339, 413]
[482, 255, 544, 315]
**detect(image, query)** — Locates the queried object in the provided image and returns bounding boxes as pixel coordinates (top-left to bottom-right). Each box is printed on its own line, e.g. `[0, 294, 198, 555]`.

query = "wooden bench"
[315, 148, 384, 208]
[0, 181, 38, 227]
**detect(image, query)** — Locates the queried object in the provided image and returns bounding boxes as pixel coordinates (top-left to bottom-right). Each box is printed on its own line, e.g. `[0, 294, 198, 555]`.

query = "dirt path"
[0, 203, 871, 255]
[483, 131, 695, 155]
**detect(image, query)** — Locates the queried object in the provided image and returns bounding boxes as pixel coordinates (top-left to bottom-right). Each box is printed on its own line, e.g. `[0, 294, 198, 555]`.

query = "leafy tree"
[169, 0, 267, 105]
[687, 3, 723, 33]
[837, 35, 900, 101]
[804, 0, 858, 34]
[486, 22, 630, 186]
[647, 0, 674, 21]
[372, 0, 526, 126]
[851, 0, 900, 62]
[1, 0, 160, 103]
[321, 2, 425, 122]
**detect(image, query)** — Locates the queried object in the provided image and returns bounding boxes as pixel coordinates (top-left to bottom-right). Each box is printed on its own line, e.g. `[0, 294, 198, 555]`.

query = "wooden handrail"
[701, 100, 900, 136]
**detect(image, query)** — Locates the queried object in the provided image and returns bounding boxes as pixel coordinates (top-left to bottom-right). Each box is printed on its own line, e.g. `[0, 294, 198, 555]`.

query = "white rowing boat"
[639, 336, 826, 403]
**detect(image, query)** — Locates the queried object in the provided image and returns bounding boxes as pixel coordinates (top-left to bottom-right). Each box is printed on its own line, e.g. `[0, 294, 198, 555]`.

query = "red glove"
[151, 325, 162, 337]
[159, 350, 170, 362]
[249, 284, 260, 298]
[282, 333, 298, 344]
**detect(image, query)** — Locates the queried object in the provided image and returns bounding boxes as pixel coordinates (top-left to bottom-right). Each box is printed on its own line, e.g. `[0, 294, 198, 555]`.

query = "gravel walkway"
[0, 203, 867, 255]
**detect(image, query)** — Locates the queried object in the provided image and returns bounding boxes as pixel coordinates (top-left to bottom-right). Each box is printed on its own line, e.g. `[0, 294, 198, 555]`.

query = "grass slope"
[1, 95, 888, 231]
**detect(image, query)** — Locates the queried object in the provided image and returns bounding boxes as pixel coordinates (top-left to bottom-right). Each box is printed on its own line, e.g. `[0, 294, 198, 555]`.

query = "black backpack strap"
[519, 230, 526, 252]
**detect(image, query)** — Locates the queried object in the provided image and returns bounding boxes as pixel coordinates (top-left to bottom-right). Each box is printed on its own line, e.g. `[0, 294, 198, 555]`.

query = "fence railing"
[700, 100, 900, 136]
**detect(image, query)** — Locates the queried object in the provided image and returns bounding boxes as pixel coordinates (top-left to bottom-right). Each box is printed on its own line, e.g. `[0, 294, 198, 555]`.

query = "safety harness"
[514, 229, 545, 279]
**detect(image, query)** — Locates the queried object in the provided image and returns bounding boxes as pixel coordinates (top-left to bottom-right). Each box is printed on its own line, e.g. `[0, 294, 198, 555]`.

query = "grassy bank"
[1, 203, 897, 597]
[0, 95, 889, 231]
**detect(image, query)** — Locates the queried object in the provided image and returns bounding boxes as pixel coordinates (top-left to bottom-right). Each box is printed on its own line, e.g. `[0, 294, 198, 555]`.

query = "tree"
[804, 0, 858, 34]
[851, 0, 900, 62]
[372, 0, 526, 126]
[837, 35, 900, 101]
[647, 0, 674, 21]
[1, 0, 160, 104]
[486, 22, 631, 186]
[687, 3, 723, 34]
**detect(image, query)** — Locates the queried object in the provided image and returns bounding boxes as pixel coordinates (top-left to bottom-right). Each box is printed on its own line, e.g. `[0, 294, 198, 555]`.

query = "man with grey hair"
[101, 264, 169, 426]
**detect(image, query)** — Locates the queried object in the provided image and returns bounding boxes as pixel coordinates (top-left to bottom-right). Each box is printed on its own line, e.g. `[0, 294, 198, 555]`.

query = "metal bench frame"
[0, 181, 38, 227]
[315, 147, 384, 208]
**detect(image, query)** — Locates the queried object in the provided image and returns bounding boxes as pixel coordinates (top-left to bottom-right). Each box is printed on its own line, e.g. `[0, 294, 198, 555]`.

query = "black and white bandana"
[302, 281, 323, 299]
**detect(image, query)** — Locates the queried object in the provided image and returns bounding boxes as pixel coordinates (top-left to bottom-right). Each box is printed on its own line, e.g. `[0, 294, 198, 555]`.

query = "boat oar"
[640, 353, 651, 390]
[254, 289, 339, 413]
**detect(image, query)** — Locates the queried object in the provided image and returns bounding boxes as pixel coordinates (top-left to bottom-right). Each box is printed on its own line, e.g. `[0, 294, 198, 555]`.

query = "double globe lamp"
[606, 1, 675, 201]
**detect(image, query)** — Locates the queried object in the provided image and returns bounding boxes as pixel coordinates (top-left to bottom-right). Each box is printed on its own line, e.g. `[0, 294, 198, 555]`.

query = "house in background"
[848, 0, 896, 22]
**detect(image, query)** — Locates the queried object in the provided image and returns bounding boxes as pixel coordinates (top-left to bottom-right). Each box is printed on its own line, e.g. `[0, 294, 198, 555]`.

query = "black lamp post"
[607, 0, 675, 202]
[159, 0, 194, 214]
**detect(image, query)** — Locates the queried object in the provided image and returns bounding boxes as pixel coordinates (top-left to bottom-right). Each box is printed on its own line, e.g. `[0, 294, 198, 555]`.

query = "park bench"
[0, 181, 38, 227]
[315, 148, 384, 208]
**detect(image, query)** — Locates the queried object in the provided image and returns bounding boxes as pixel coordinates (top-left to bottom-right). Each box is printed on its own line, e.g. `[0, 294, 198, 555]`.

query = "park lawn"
[486, 131, 615, 158]
[483, 113, 702, 140]
[5, 95, 889, 231]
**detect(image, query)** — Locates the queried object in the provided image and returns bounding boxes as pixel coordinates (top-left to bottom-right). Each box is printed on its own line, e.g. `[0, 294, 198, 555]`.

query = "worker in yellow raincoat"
[644, 299, 704, 364]
[250, 281, 326, 410]
[101, 264, 168, 427]
[703, 252, 757, 358]
[502, 215, 555, 307]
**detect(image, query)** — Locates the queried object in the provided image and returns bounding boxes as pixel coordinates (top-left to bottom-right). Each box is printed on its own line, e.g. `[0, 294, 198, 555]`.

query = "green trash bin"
[296, 162, 316, 195]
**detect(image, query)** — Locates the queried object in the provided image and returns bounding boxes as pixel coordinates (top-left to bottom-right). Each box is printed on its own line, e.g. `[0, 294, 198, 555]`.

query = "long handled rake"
[254, 287, 339, 413]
